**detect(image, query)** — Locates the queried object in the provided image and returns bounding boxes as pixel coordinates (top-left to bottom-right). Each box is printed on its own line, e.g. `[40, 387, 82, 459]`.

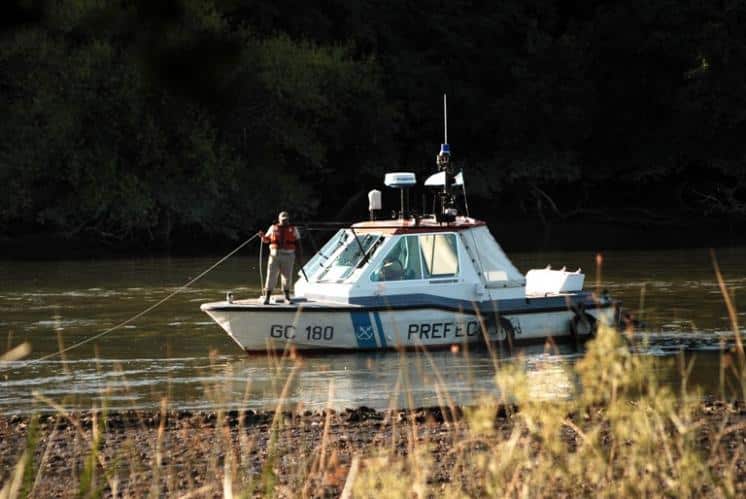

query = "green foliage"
[1, 0, 745, 247]
[19, 415, 39, 497]
[0, 0, 390, 244]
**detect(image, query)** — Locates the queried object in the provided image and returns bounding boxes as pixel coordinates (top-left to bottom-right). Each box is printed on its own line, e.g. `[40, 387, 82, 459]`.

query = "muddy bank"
[2, 402, 746, 497]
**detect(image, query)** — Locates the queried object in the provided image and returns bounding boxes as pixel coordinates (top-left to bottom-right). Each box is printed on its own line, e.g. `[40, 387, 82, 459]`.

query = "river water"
[1, 247, 745, 414]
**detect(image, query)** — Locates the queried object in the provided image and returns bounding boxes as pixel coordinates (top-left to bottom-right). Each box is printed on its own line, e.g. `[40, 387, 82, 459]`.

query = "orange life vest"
[268, 224, 297, 251]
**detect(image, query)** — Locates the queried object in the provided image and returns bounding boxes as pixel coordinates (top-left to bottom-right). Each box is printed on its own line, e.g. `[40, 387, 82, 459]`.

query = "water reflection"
[0, 346, 581, 413]
[2, 344, 737, 415]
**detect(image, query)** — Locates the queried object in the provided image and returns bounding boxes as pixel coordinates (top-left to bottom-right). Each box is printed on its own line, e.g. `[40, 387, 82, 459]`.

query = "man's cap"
[278, 211, 289, 221]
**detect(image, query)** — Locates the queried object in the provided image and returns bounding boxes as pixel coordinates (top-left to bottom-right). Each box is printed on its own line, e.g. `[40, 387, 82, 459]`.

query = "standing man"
[258, 211, 301, 304]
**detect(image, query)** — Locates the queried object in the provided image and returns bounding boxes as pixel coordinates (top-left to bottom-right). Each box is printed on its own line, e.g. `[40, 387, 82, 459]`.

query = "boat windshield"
[315, 232, 383, 282]
[302, 229, 348, 280]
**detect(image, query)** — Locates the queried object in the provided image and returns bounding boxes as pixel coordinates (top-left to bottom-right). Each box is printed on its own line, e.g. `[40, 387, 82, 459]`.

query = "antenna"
[435, 94, 455, 222]
[443, 93, 447, 144]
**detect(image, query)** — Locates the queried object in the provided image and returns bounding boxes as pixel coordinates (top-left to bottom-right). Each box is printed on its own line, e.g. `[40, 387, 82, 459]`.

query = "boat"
[201, 98, 620, 353]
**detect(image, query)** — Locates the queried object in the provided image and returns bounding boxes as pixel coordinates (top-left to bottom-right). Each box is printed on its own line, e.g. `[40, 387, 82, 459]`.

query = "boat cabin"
[294, 161, 587, 307]
[295, 215, 534, 305]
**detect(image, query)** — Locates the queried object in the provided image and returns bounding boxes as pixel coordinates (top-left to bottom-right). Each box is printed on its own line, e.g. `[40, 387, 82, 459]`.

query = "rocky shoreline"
[2, 401, 745, 497]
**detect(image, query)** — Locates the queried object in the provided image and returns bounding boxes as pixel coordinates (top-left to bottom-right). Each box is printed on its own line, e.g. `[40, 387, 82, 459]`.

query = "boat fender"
[495, 316, 515, 344]
[477, 315, 515, 348]
[492, 316, 515, 355]
[570, 303, 597, 339]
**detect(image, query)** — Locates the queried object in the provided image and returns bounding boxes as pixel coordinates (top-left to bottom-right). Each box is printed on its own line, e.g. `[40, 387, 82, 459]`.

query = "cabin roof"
[351, 216, 485, 234]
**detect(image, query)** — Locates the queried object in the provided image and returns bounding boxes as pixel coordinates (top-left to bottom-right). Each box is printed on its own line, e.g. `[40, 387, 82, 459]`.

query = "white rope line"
[259, 238, 265, 291]
[7, 233, 260, 369]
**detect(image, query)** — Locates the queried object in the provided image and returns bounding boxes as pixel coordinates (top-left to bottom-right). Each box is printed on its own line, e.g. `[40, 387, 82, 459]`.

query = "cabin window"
[316, 232, 382, 282]
[419, 233, 459, 278]
[370, 235, 423, 281]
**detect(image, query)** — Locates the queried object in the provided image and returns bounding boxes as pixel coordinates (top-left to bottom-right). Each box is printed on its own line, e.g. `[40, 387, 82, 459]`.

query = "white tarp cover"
[525, 268, 584, 295]
[461, 226, 525, 287]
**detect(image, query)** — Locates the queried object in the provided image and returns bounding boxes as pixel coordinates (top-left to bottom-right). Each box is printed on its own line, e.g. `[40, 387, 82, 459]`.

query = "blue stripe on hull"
[373, 311, 387, 348]
[350, 311, 378, 349]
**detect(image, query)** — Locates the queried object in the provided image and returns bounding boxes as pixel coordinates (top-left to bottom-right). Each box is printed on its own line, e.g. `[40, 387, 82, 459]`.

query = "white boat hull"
[201, 298, 617, 353]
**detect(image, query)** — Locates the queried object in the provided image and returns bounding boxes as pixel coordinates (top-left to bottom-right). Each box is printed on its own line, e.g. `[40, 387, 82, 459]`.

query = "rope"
[259, 238, 265, 290]
[6, 233, 260, 369]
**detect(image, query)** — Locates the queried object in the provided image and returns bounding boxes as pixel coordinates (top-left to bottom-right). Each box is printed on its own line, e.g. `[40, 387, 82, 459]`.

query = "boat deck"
[201, 291, 612, 315]
[202, 296, 360, 311]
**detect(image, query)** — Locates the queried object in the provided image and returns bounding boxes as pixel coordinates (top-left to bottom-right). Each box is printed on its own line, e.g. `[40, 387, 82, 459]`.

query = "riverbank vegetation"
[2, 1, 746, 252]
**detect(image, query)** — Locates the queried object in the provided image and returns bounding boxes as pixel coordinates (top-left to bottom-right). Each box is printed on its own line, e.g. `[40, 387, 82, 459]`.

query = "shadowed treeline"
[1, 0, 745, 253]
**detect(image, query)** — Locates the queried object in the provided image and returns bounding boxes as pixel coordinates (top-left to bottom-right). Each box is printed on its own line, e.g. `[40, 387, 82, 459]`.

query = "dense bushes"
[1, 0, 744, 247]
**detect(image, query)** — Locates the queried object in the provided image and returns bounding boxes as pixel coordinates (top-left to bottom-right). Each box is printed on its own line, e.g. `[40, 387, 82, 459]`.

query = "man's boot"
[284, 289, 292, 303]
[262, 289, 271, 305]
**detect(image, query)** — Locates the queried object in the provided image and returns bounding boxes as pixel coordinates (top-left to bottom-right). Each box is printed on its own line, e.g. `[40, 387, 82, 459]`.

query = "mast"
[436, 94, 457, 223]
[444, 94, 448, 144]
